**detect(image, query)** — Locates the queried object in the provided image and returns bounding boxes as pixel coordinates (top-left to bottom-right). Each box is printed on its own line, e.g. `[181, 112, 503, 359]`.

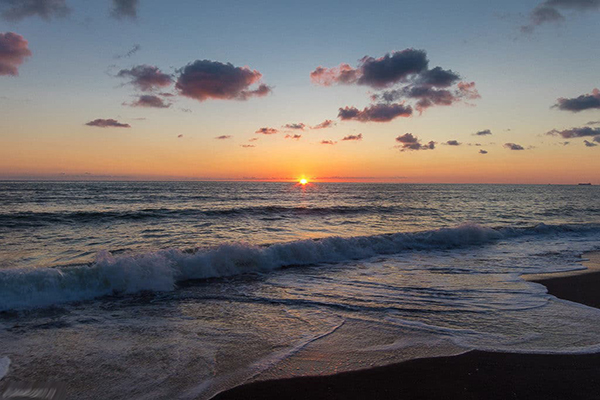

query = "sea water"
[0, 182, 599, 399]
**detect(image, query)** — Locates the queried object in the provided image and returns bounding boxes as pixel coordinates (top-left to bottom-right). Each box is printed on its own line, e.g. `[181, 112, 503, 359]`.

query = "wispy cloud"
[504, 142, 525, 150]
[111, 0, 138, 20]
[341, 133, 363, 141]
[285, 134, 302, 140]
[85, 118, 131, 128]
[474, 129, 492, 136]
[255, 127, 278, 135]
[283, 123, 306, 130]
[215, 135, 232, 140]
[312, 119, 335, 129]
[320, 140, 336, 145]
[127, 95, 171, 108]
[521, 0, 600, 33]
[117, 65, 172, 92]
[338, 103, 412, 122]
[0, 0, 69, 21]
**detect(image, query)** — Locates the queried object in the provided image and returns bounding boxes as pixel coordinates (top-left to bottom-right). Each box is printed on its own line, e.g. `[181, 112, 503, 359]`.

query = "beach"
[214, 252, 600, 400]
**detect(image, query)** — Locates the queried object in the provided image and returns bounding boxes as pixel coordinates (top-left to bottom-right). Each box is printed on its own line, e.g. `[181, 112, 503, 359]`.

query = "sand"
[213, 252, 600, 400]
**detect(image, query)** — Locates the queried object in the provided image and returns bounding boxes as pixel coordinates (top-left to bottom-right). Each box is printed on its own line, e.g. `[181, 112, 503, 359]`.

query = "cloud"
[0, 32, 31, 76]
[117, 65, 172, 92]
[241, 144, 255, 148]
[127, 95, 171, 108]
[215, 135, 232, 140]
[342, 133, 363, 141]
[311, 49, 428, 89]
[176, 60, 272, 102]
[395, 133, 436, 151]
[479, 149, 488, 154]
[85, 118, 131, 128]
[445, 140, 461, 146]
[283, 123, 306, 130]
[285, 134, 302, 140]
[111, 0, 138, 20]
[584, 140, 598, 147]
[417, 67, 461, 88]
[504, 142, 525, 150]
[522, 0, 600, 32]
[255, 127, 278, 135]
[248, 137, 259, 142]
[474, 129, 492, 136]
[338, 103, 412, 122]
[554, 88, 600, 112]
[312, 119, 335, 129]
[177, 134, 183, 138]
[114, 44, 141, 60]
[587, 120, 600, 126]
[547, 126, 600, 138]
[320, 140, 336, 145]
[0, 0, 69, 21]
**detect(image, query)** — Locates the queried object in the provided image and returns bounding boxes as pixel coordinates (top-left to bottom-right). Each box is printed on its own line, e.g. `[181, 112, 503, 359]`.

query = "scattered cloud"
[241, 144, 255, 148]
[283, 123, 306, 130]
[342, 133, 363, 141]
[584, 140, 598, 147]
[177, 134, 183, 138]
[0, 32, 31, 76]
[117, 65, 172, 92]
[114, 44, 141, 60]
[504, 142, 525, 150]
[176, 60, 272, 102]
[547, 126, 600, 138]
[255, 127, 278, 135]
[338, 103, 412, 122]
[248, 137, 259, 142]
[395, 133, 436, 151]
[0, 0, 69, 21]
[479, 149, 488, 154]
[445, 140, 461, 146]
[312, 119, 335, 129]
[554, 88, 600, 112]
[111, 0, 138, 20]
[474, 129, 492, 136]
[127, 94, 171, 108]
[320, 140, 336, 145]
[215, 135, 232, 140]
[85, 118, 131, 128]
[285, 134, 302, 140]
[522, 0, 600, 33]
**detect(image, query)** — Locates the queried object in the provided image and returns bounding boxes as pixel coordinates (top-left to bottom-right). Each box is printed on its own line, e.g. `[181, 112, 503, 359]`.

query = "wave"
[1, 222, 599, 312]
[0, 205, 428, 228]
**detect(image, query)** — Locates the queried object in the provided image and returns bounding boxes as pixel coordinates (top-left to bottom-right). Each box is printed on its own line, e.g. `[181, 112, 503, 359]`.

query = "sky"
[0, 0, 599, 183]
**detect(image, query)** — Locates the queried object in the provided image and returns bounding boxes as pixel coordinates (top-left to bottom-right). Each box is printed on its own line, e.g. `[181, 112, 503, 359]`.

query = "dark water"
[0, 182, 599, 399]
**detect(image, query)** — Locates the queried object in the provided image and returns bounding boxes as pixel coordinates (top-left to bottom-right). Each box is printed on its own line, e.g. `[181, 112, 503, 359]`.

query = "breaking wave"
[1, 222, 599, 312]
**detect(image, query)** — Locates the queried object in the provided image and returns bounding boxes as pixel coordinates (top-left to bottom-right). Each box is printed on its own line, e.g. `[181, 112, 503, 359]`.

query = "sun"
[299, 178, 308, 185]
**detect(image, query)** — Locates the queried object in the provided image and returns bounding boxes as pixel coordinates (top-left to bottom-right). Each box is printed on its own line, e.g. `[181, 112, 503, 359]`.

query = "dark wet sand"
[214, 252, 600, 400]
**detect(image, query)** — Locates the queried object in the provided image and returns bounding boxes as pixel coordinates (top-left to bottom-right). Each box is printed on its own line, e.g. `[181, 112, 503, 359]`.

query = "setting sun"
[299, 178, 308, 185]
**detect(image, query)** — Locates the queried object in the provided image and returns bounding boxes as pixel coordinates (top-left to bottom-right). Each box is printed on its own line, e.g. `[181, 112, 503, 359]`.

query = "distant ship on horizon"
[578, 183, 592, 186]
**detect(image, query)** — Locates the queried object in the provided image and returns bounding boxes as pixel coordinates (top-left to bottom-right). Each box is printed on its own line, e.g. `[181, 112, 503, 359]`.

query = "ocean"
[1, 181, 600, 399]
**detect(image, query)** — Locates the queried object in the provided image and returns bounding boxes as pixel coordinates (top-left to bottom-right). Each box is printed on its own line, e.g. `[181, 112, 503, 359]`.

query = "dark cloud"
[342, 133, 363, 141]
[504, 143, 525, 150]
[417, 67, 460, 88]
[85, 118, 130, 128]
[177, 134, 183, 138]
[479, 149, 488, 154]
[283, 123, 306, 130]
[445, 140, 461, 146]
[338, 103, 412, 122]
[0, 0, 69, 21]
[128, 95, 171, 108]
[311, 49, 428, 89]
[547, 126, 600, 138]
[522, 0, 600, 32]
[117, 65, 172, 92]
[111, 0, 138, 20]
[0, 32, 31, 76]
[312, 119, 335, 129]
[321, 140, 336, 145]
[215, 135, 232, 140]
[554, 89, 600, 112]
[285, 134, 302, 140]
[584, 140, 598, 147]
[395, 133, 436, 151]
[474, 129, 492, 136]
[114, 44, 141, 60]
[255, 127, 278, 135]
[176, 60, 271, 102]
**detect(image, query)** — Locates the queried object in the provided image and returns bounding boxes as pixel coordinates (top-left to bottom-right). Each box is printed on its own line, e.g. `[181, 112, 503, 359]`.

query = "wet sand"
[213, 252, 600, 400]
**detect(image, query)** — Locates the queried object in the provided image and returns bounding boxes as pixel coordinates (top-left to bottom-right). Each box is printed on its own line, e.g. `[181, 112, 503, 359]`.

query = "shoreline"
[213, 251, 600, 400]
